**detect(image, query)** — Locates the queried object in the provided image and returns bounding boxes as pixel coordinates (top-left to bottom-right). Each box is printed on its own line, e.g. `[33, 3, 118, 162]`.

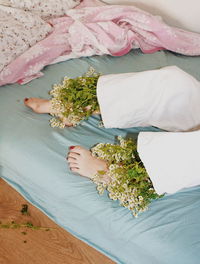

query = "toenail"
[69, 146, 75, 150]
[24, 98, 28, 102]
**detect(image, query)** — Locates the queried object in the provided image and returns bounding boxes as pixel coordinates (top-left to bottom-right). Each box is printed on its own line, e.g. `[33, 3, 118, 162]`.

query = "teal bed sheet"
[0, 50, 200, 264]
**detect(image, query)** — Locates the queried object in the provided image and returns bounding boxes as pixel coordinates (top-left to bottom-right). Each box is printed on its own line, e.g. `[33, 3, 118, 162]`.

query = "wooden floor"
[0, 179, 115, 264]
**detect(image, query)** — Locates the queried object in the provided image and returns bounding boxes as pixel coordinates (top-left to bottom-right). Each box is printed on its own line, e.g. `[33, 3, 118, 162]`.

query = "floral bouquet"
[49, 67, 100, 128]
[91, 137, 163, 217]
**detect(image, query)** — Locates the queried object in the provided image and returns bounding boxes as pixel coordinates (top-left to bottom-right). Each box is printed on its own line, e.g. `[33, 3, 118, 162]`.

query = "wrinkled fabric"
[1, 4, 200, 86]
[0, 5, 52, 72]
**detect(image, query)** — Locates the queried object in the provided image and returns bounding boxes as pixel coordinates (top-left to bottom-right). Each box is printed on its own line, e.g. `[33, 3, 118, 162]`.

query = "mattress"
[0, 49, 200, 264]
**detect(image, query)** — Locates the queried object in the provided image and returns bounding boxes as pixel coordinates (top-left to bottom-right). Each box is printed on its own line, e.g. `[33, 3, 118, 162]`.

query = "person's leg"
[24, 71, 100, 127]
[66, 138, 161, 217]
[24, 98, 100, 113]
[24, 97, 76, 126]
[24, 97, 100, 127]
[24, 67, 200, 130]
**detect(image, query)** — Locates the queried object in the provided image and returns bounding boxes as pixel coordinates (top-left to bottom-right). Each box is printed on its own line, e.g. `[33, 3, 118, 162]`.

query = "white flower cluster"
[85, 66, 98, 77]
[49, 78, 82, 128]
[91, 137, 160, 217]
[92, 137, 135, 164]
[107, 168, 148, 218]
[50, 83, 66, 118]
[50, 118, 65, 129]
[91, 143, 109, 160]
[48, 68, 100, 128]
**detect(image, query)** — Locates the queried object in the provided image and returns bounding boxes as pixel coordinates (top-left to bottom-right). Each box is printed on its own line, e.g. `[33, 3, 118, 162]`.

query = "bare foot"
[24, 98, 100, 126]
[67, 146, 109, 182]
[24, 98, 52, 114]
[24, 97, 74, 126]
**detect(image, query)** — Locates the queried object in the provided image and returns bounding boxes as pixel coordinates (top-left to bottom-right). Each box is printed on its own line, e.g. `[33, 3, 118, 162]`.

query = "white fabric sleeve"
[97, 66, 200, 131]
[137, 130, 200, 195]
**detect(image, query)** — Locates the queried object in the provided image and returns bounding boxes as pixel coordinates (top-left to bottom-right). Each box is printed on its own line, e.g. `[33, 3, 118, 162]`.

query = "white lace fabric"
[0, 0, 81, 72]
[0, 0, 81, 19]
[0, 5, 52, 72]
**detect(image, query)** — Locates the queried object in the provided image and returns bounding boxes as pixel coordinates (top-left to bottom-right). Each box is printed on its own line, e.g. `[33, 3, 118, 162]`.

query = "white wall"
[102, 0, 200, 33]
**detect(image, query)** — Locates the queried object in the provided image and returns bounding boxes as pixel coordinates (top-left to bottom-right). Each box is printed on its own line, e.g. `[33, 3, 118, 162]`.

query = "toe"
[70, 167, 80, 173]
[69, 162, 79, 169]
[70, 146, 89, 155]
[67, 152, 80, 159]
[67, 157, 77, 163]
[24, 98, 29, 105]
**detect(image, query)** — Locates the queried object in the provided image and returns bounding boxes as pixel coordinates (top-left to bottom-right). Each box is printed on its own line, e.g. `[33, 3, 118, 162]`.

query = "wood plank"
[0, 178, 115, 264]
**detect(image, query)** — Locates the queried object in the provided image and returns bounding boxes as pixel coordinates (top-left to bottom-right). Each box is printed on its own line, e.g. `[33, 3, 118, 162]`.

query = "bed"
[1, 48, 200, 264]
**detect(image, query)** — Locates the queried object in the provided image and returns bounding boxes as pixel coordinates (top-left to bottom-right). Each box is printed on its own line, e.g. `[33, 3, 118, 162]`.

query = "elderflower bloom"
[50, 118, 65, 129]
[91, 137, 162, 218]
[97, 184, 105, 195]
[109, 192, 118, 201]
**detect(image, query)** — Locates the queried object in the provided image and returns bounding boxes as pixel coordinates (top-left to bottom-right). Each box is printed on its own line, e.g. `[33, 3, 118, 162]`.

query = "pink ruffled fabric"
[1, 2, 200, 86]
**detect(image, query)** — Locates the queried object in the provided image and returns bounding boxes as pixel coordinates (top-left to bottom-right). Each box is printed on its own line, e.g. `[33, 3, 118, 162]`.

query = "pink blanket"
[1, 3, 200, 86]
